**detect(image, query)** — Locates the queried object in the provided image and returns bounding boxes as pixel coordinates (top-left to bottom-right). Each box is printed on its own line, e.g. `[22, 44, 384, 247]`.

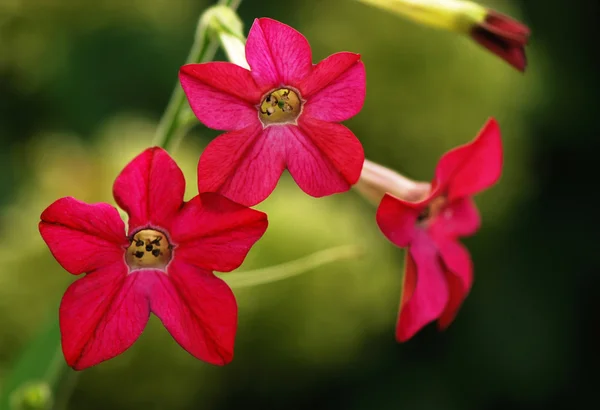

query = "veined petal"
[170, 193, 268, 272]
[294, 117, 364, 195]
[298, 52, 361, 98]
[60, 262, 149, 370]
[179, 63, 262, 131]
[39, 197, 127, 275]
[301, 53, 366, 122]
[245, 18, 312, 89]
[113, 148, 185, 233]
[432, 197, 481, 238]
[197, 123, 285, 207]
[376, 194, 422, 248]
[267, 125, 348, 197]
[434, 118, 503, 201]
[435, 239, 473, 329]
[152, 260, 237, 365]
[396, 231, 448, 342]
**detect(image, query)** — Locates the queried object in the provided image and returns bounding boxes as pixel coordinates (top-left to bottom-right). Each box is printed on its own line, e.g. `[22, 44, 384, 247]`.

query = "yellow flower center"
[125, 229, 173, 271]
[258, 88, 302, 126]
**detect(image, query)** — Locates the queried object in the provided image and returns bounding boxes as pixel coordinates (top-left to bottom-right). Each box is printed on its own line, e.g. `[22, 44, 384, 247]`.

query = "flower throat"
[258, 88, 302, 126]
[125, 229, 173, 271]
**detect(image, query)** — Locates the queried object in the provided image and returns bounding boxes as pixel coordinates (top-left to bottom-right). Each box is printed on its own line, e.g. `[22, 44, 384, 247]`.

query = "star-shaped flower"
[376, 118, 502, 341]
[39, 147, 268, 369]
[180, 17, 366, 206]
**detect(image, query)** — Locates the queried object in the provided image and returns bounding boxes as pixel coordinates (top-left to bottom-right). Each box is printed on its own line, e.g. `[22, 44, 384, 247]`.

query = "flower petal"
[434, 118, 503, 201]
[471, 28, 527, 72]
[39, 197, 127, 275]
[376, 194, 422, 248]
[399, 250, 417, 312]
[471, 10, 530, 72]
[170, 193, 268, 272]
[484, 10, 530, 41]
[113, 147, 185, 233]
[245, 18, 313, 89]
[300, 53, 366, 122]
[265, 125, 344, 197]
[292, 117, 364, 196]
[435, 239, 473, 329]
[298, 52, 360, 97]
[179, 62, 262, 131]
[152, 260, 237, 365]
[197, 123, 285, 207]
[432, 197, 481, 238]
[60, 262, 149, 370]
[396, 231, 448, 342]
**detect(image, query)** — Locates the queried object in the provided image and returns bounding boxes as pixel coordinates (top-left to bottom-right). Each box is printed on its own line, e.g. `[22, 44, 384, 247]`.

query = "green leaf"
[219, 244, 365, 289]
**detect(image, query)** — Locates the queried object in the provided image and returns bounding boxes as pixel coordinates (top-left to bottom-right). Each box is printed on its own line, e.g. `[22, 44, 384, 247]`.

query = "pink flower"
[470, 9, 530, 72]
[375, 119, 502, 341]
[39, 147, 268, 370]
[179, 18, 366, 207]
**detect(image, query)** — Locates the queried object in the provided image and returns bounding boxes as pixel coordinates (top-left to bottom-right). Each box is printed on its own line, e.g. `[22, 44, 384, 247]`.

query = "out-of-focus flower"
[469, 8, 529, 72]
[357, 0, 530, 71]
[179, 17, 366, 207]
[374, 118, 502, 340]
[39, 147, 268, 370]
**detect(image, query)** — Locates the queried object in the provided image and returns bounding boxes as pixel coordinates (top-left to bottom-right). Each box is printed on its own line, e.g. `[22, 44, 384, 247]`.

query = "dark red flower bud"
[470, 9, 530, 72]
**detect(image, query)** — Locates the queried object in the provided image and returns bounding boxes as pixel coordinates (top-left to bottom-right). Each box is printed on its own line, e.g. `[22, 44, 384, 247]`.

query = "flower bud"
[469, 9, 530, 72]
[200, 5, 248, 68]
[356, 0, 530, 71]
[9, 382, 53, 410]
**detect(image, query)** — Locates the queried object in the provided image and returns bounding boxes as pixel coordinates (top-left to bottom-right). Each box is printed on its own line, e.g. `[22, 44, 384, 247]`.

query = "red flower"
[376, 118, 502, 341]
[39, 148, 268, 370]
[470, 9, 530, 72]
[179, 18, 366, 207]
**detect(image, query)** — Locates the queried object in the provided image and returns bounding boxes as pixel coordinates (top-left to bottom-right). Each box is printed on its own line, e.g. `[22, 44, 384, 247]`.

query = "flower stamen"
[125, 229, 173, 271]
[258, 88, 302, 126]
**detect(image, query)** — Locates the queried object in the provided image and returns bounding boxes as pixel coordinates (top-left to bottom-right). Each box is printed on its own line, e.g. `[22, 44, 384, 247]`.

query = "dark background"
[0, 0, 597, 409]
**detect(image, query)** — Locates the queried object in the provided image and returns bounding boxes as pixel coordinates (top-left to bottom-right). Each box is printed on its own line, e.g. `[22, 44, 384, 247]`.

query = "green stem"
[51, 370, 80, 410]
[219, 245, 364, 288]
[44, 347, 78, 410]
[153, 0, 242, 151]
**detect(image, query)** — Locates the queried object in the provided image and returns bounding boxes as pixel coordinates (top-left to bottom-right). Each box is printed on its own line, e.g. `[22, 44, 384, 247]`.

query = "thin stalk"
[153, 0, 242, 151]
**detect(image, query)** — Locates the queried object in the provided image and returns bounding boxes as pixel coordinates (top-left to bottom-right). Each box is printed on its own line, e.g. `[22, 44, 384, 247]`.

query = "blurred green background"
[1, 0, 595, 409]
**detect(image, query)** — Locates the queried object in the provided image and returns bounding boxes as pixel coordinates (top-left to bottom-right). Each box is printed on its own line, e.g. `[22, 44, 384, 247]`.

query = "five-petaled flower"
[470, 9, 530, 72]
[375, 118, 502, 341]
[179, 17, 366, 207]
[39, 147, 268, 370]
